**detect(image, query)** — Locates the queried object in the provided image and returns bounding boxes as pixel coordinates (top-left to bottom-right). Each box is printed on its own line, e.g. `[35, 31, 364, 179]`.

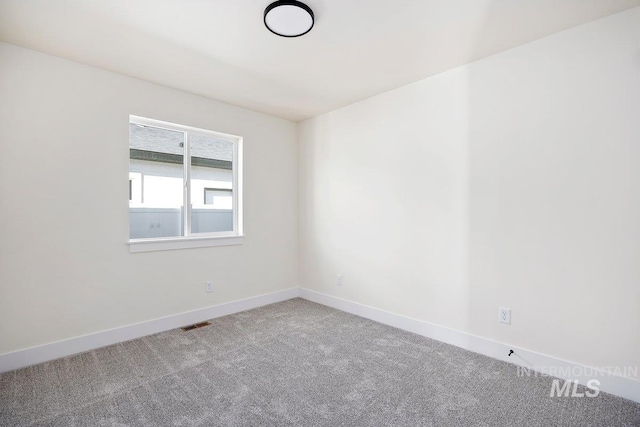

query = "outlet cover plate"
[499, 307, 511, 324]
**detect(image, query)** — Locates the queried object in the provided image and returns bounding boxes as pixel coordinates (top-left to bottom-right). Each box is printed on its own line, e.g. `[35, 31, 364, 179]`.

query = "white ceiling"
[1, 0, 638, 122]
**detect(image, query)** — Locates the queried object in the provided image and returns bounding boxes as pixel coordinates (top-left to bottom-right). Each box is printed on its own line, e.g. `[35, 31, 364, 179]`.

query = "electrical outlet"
[499, 307, 511, 324]
[206, 281, 214, 293]
[336, 274, 343, 286]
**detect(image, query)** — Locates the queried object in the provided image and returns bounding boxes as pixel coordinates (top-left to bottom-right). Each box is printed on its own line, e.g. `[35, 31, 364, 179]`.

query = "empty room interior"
[1, 1, 640, 425]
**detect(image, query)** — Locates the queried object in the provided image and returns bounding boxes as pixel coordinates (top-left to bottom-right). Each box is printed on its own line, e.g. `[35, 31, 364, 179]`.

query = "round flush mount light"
[264, 0, 314, 38]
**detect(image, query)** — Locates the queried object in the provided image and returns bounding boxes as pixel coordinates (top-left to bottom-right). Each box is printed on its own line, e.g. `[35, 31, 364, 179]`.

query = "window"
[128, 116, 243, 252]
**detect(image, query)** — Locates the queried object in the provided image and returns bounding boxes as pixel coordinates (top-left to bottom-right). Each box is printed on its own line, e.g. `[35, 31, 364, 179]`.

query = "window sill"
[128, 235, 244, 253]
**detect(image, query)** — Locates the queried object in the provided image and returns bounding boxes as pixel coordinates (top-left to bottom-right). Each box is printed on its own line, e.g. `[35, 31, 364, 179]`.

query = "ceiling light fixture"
[264, 0, 314, 38]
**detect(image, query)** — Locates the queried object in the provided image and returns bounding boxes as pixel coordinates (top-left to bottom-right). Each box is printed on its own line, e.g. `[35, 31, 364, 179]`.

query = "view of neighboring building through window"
[204, 188, 233, 208]
[129, 117, 240, 240]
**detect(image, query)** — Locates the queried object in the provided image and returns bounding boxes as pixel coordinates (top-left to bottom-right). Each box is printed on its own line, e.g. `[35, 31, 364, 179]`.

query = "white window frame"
[128, 115, 243, 253]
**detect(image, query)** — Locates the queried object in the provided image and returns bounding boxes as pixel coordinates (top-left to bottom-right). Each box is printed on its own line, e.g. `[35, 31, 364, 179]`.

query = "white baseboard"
[299, 288, 640, 403]
[2, 286, 638, 404]
[0, 288, 300, 373]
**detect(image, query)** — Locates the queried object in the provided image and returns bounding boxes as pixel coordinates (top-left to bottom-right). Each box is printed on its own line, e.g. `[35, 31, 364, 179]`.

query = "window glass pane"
[129, 124, 185, 239]
[190, 133, 234, 233]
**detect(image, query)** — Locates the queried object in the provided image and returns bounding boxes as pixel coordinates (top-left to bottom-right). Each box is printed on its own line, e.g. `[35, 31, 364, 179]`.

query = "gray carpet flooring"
[1, 298, 639, 426]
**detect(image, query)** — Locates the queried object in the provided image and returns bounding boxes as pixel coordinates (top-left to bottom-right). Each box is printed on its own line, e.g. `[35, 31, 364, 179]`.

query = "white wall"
[1, 7, 638, 379]
[0, 42, 298, 355]
[299, 8, 640, 378]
